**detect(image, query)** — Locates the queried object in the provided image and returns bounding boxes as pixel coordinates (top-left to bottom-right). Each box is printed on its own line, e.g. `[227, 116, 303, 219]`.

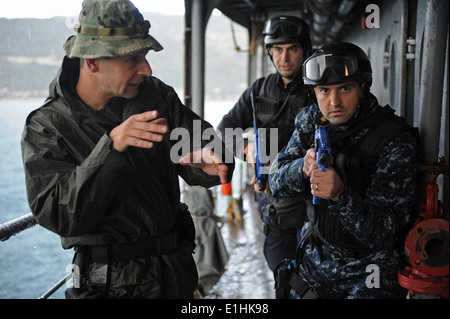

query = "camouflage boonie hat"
[63, 0, 163, 59]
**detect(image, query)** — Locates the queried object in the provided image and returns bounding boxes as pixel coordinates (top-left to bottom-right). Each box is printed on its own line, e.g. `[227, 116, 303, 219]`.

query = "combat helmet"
[302, 42, 372, 87]
[63, 0, 163, 59]
[263, 16, 311, 54]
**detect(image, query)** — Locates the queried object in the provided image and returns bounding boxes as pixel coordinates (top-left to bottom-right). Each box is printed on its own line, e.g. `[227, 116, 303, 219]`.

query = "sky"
[0, 0, 185, 19]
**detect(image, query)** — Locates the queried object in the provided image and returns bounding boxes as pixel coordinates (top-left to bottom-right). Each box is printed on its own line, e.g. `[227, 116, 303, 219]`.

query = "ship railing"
[0, 213, 72, 299]
[1, 160, 250, 299]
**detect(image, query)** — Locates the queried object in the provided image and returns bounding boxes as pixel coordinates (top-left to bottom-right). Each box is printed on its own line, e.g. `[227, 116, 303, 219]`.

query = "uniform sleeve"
[269, 106, 316, 197]
[21, 110, 128, 238]
[160, 83, 234, 186]
[329, 131, 418, 251]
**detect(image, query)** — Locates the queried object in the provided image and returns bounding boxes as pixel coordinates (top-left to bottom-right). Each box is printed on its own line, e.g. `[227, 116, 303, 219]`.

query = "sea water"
[0, 98, 234, 299]
[0, 98, 73, 299]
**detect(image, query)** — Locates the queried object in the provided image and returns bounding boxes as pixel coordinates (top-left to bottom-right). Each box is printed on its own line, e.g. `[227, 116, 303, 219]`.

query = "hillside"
[0, 12, 249, 100]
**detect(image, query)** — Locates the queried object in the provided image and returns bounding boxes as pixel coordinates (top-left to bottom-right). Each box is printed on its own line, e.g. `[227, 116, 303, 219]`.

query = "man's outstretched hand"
[179, 149, 228, 184]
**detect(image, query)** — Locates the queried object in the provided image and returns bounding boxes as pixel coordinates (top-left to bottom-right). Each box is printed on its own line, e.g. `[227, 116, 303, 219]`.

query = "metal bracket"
[406, 37, 416, 60]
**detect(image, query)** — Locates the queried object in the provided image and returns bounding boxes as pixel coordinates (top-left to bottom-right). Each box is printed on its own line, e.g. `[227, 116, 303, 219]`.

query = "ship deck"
[203, 186, 275, 299]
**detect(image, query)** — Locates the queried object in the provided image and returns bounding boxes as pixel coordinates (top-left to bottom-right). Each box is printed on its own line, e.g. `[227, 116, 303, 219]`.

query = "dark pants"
[256, 192, 302, 271]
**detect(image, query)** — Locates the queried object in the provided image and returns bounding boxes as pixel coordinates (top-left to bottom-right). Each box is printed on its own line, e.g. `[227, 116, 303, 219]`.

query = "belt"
[89, 231, 179, 263]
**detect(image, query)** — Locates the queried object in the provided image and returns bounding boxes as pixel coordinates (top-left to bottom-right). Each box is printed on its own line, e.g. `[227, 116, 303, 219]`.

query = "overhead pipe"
[337, 0, 357, 16]
[308, 0, 337, 45]
[329, 0, 358, 39]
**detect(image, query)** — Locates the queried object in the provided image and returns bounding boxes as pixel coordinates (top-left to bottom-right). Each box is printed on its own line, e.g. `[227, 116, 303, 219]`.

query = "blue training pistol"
[313, 127, 331, 205]
[250, 91, 267, 192]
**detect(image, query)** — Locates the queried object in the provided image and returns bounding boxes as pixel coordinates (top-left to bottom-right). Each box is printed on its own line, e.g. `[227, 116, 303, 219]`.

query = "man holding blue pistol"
[270, 42, 419, 298]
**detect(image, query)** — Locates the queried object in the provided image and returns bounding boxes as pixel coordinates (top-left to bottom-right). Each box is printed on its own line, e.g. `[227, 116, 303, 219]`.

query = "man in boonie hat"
[63, 0, 163, 58]
[21, 0, 234, 299]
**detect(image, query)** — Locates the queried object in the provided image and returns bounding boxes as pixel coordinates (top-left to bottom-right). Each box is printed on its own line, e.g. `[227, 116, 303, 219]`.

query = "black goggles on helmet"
[263, 16, 305, 38]
[303, 53, 372, 84]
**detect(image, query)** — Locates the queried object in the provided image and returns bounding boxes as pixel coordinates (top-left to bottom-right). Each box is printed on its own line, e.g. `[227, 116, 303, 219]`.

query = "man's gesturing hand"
[110, 111, 168, 152]
[179, 149, 229, 184]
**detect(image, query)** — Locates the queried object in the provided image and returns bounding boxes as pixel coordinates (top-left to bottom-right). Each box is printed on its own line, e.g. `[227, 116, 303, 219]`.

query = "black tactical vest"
[253, 74, 312, 229]
[314, 105, 417, 252]
[252, 74, 311, 151]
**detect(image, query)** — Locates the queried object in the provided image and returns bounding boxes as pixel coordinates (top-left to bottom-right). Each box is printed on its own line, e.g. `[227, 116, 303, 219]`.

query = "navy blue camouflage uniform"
[269, 93, 418, 298]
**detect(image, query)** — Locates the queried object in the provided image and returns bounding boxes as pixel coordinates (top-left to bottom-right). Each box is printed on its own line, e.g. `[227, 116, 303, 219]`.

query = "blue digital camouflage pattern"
[269, 93, 418, 298]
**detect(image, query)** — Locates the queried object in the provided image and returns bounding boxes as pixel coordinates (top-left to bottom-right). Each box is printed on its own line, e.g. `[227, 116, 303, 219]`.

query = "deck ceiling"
[214, 0, 370, 46]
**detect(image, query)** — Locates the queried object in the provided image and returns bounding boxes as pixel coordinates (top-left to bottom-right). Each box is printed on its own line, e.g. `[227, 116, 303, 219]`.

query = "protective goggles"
[303, 53, 366, 83]
[263, 16, 305, 38]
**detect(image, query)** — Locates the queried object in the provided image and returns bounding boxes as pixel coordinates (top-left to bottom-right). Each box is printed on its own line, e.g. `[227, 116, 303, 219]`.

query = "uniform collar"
[276, 72, 304, 92]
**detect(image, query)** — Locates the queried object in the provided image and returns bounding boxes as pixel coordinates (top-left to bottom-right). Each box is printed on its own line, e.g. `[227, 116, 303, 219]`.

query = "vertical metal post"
[191, 0, 206, 118]
[184, 0, 192, 109]
[247, 27, 258, 86]
[418, 0, 449, 161]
